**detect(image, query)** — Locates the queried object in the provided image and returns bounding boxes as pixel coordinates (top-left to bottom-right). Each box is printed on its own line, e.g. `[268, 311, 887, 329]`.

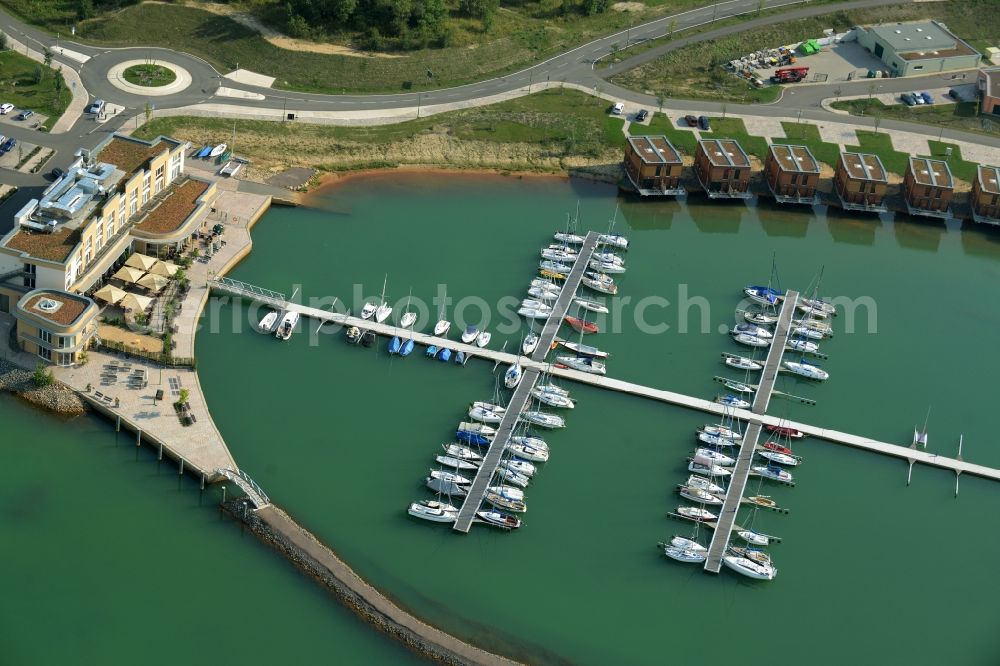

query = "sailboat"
[399, 288, 417, 328]
[504, 360, 523, 389]
[476, 509, 521, 530]
[723, 554, 777, 580]
[506, 441, 549, 462]
[744, 310, 778, 325]
[556, 339, 608, 358]
[662, 545, 707, 563]
[686, 475, 725, 494]
[555, 355, 606, 375]
[388, 336, 402, 354]
[676, 506, 716, 522]
[679, 485, 723, 505]
[485, 486, 527, 513]
[565, 315, 599, 334]
[522, 329, 539, 355]
[573, 297, 609, 314]
[716, 395, 751, 409]
[407, 499, 459, 523]
[345, 326, 362, 344]
[733, 323, 772, 339]
[476, 331, 491, 348]
[442, 444, 483, 462]
[374, 276, 392, 323]
[725, 355, 763, 371]
[434, 303, 451, 337]
[530, 387, 575, 408]
[598, 205, 629, 249]
[737, 530, 770, 546]
[521, 411, 565, 429]
[783, 360, 829, 380]
[733, 332, 769, 348]
[914, 408, 930, 449]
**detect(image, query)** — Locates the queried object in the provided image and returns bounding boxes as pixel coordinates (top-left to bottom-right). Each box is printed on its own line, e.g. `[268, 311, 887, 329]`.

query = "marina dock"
[208, 281, 1000, 483]
[532, 231, 600, 362]
[703, 291, 797, 574]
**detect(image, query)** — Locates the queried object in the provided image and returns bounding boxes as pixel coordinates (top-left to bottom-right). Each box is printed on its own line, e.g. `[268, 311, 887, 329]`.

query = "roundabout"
[107, 59, 192, 96]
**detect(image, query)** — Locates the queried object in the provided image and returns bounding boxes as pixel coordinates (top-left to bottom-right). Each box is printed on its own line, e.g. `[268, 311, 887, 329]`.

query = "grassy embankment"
[610, 1, 992, 105]
[0, 49, 71, 129]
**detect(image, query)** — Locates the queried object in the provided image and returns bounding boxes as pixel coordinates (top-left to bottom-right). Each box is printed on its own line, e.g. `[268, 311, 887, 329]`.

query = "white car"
[611, 102, 624, 115]
[0, 103, 13, 115]
[911, 92, 925, 105]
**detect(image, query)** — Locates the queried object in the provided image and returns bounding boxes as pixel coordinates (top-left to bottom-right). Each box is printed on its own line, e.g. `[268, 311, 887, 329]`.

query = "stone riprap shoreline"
[0, 358, 88, 416]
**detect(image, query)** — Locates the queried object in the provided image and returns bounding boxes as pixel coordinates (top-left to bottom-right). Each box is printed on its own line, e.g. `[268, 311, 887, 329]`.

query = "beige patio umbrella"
[113, 265, 146, 283]
[120, 292, 153, 312]
[148, 259, 179, 277]
[125, 253, 158, 272]
[136, 273, 169, 292]
[93, 284, 127, 305]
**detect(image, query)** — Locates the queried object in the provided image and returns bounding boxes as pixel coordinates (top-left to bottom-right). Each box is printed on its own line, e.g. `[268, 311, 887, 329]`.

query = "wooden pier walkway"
[703, 291, 798, 574]
[208, 281, 1000, 483]
[532, 231, 600, 363]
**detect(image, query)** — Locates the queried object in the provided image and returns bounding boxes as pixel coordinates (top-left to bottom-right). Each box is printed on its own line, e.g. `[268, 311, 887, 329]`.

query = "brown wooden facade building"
[694, 139, 752, 199]
[764, 144, 821, 205]
[971, 164, 1000, 225]
[623, 136, 685, 196]
[902, 157, 954, 219]
[834, 152, 888, 213]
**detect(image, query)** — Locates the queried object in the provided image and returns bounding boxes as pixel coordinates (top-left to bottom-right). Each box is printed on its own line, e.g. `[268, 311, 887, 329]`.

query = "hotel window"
[39, 329, 51, 344]
[119, 198, 126, 225]
[142, 175, 151, 204]
[38, 347, 52, 361]
[169, 153, 181, 181]
[932, 188, 941, 199]
[58, 352, 73, 367]
[23, 263, 35, 289]
[85, 237, 93, 265]
[130, 189, 138, 216]
[155, 165, 165, 193]
[107, 218, 115, 241]
[95, 224, 103, 252]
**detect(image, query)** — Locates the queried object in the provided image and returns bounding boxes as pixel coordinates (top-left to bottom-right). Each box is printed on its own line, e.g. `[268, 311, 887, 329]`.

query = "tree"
[43, 47, 52, 68]
[77, 0, 94, 20]
[656, 94, 665, 113]
[286, 12, 310, 39]
[32, 65, 43, 84]
[32, 362, 54, 387]
[668, 18, 677, 37]
[178, 388, 190, 404]
[54, 74, 63, 94]
[0, 31, 8, 51]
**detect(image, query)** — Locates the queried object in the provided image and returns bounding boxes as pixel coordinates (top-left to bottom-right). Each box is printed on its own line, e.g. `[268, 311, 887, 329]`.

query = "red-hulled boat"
[763, 441, 795, 456]
[765, 425, 804, 439]
[565, 316, 599, 334]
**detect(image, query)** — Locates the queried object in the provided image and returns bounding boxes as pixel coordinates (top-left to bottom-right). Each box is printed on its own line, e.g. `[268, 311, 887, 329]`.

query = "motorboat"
[746, 495, 777, 509]
[518, 307, 551, 319]
[686, 475, 725, 494]
[528, 286, 559, 301]
[723, 555, 776, 580]
[725, 355, 762, 371]
[437, 348, 452, 362]
[209, 143, 227, 158]
[500, 458, 536, 477]
[458, 421, 496, 436]
[787, 339, 818, 353]
[744, 310, 778, 325]
[257, 311, 277, 332]
[530, 387, 575, 408]
[688, 460, 732, 477]
[400, 339, 415, 356]
[716, 395, 751, 409]
[582, 277, 617, 295]
[425, 476, 468, 497]
[274, 312, 299, 341]
[733, 323, 772, 339]
[565, 316, 599, 334]
[476, 509, 521, 530]
[792, 325, 824, 340]
[498, 467, 530, 488]
[702, 424, 742, 441]
[764, 425, 804, 439]
[724, 380, 755, 394]
[522, 330, 539, 355]
[573, 297, 609, 314]
[752, 464, 794, 483]
[669, 536, 707, 553]
[763, 441, 795, 456]
[555, 355, 606, 375]
[399, 311, 417, 328]
[676, 506, 717, 522]
[679, 485, 723, 505]
[695, 448, 735, 466]
[540, 260, 573, 274]
[506, 442, 549, 462]
[345, 326, 362, 344]
[744, 285, 783, 306]
[510, 435, 548, 451]
[407, 500, 458, 523]
[733, 333, 769, 348]
[521, 411, 566, 429]
[388, 336, 402, 354]
[557, 340, 609, 358]
[485, 485, 526, 513]
[360, 302, 377, 320]
[435, 455, 480, 471]
[554, 231, 585, 245]
[597, 233, 628, 249]
[783, 360, 829, 381]
[757, 450, 799, 466]
[434, 319, 451, 336]
[461, 325, 480, 344]
[443, 444, 483, 462]
[469, 406, 504, 424]
[504, 362, 523, 389]
[476, 331, 491, 348]
[737, 530, 770, 546]
[697, 431, 739, 448]
[456, 430, 490, 447]
[663, 546, 706, 563]
[589, 259, 625, 274]
[799, 297, 836, 316]
[425, 345, 439, 357]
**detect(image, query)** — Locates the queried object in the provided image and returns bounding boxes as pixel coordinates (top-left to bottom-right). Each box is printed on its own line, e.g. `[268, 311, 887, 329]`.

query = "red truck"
[770, 67, 809, 84]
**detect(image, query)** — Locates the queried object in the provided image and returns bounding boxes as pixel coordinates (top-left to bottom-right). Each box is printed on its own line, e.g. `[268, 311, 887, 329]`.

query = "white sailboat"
[399, 288, 417, 328]
[783, 360, 829, 380]
[737, 530, 770, 546]
[521, 411, 565, 429]
[732, 324, 772, 339]
[530, 387, 575, 408]
[663, 545, 706, 563]
[510, 435, 548, 451]
[374, 276, 392, 323]
[522, 329, 539, 355]
[442, 444, 483, 462]
[461, 325, 480, 344]
[687, 474, 726, 494]
[407, 499, 458, 523]
[556, 355, 606, 375]
[702, 424, 742, 441]
[694, 448, 735, 466]
[506, 442, 549, 462]
[434, 303, 451, 336]
[505, 360, 523, 389]
[787, 338, 818, 353]
[679, 485, 723, 505]
[757, 450, 800, 466]
[723, 555, 777, 580]
[676, 506, 716, 522]
[573, 297, 609, 314]
[733, 332, 769, 348]
[476, 331, 491, 348]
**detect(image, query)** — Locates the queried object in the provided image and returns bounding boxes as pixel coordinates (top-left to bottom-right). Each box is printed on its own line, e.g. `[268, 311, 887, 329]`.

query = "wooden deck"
[532, 231, 600, 362]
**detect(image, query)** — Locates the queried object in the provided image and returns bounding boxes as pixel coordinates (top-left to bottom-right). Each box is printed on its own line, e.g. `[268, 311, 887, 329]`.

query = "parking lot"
[758, 42, 888, 86]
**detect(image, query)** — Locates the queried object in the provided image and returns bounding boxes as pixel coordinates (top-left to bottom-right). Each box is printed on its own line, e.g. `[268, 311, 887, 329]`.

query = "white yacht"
[716, 395, 751, 409]
[669, 536, 707, 552]
[485, 485, 526, 513]
[697, 431, 739, 448]
[702, 424, 742, 441]
[530, 388, 575, 408]
[498, 467, 530, 488]
[506, 442, 549, 462]
[518, 306, 551, 320]
[476, 331, 491, 348]
[733, 332, 769, 348]
[434, 319, 451, 336]
[792, 325, 824, 340]
[530, 278, 562, 292]
[274, 312, 299, 341]
[723, 555, 777, 580]
[425, 475, 468, 497]
[457, 421, 496, 436]
[522, 331, 539, 355]
[257, 311, 277, 332]
[757, 450, 800, 466]
[556, 355, 606, 375]
[541, 247, 577, 263]
[521, 298, 553, 311]
[521, 411, 565, 429]
[435, 455, 480, 471]
[733, 324, 772, 339]
[374, 301, 392, 323]
[592, 250, 624, 265]
[752, 465, 794, 483]
[725, 355, 762, 371]
[360, 302, 378, 320]
[573, 297, 609, 314]
[510, 435, 548, 451]
[688, 460, 732, 477]
[744, 311, 778, 325]
[687, 475, 725, 494]
[679, 486, 723, 505]
[407, 500, 458, 523]
[469, 405, 504, 424]
[799, 297, 836, 316]
[597, 233, 628, 249]
[737, 530, 769, 546]
[534, 383, 569, 398]
[476, 509, 521, 530]
[676, 506, 717, 521]
[442, 444, 483, 462]
[505, 362, 523, 389]
[399, 311, 417, 328]
[783, 360, 829, 381]
[589, 259, 625, 274]
[694, 448, 735, 466]
[461, 325, 480, 344]
[528, 286, 559, 302]
[787, 339, 819, 353]
[663, 546, 706, 563]
[554, 231, 585, 245]
[500, 458, 536, 477]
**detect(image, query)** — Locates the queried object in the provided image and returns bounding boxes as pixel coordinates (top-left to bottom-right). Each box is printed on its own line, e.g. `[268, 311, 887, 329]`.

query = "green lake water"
[6, 172, 1000, 664]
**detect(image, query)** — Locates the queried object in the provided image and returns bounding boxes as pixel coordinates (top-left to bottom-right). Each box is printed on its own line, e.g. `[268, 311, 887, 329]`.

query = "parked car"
[697, 115, 711, 131]
[0, 103, 13, 115]
[87, 99, 106, 115]
[900, 93, 917, 106]
[635, 109, 649, 122]
[50, 167, 64, 179]
[16, 109, 33, 120]
[1, 137, 16, 153]
[610, 102, 624, 115]
[947, 88, 961, 101]
[684, 114, 698, 127]
[920, 91, 933, 105]
[911, 93, 924, 105]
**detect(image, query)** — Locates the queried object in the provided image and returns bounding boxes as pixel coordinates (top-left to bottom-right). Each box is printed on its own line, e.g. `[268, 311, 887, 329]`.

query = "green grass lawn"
[844, 130, 910, 176]
[698, 117, 769, 161]
[774, 122, 841, 168]
[830, 98, 997, 138]
[122, 64, 177, 87]
[922, 141, 979, 183]
[0, 50, 71, 129]
[627, 112, 698, 154]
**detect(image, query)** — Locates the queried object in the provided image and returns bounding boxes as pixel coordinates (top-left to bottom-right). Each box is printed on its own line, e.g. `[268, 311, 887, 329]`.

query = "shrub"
[32, 362, 54, 387]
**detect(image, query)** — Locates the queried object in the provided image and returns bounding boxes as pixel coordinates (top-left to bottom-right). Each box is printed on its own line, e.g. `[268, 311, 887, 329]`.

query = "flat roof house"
[623, 136, 685, 196]
[977, 67, 1000, 116]
[834, 152, 888, 213]
[855, 21, 981, 77]
[902, 157, 954, 219]
[12, 289, 99, 366]
[971, 164, 1000, 225]
[764, 144, 820, 205]
[693, 139, 753, 200]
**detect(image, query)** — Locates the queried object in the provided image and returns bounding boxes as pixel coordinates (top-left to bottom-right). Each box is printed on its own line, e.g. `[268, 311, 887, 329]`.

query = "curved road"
[0, 0, 996, 190]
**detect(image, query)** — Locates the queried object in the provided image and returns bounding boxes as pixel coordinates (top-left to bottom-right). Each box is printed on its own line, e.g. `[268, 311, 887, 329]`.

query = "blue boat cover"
[197, 146, 211, 158]
[455, 351, 466, 364]
[438, 348, 452, 362]
[425, 345, 438, 356]
[400, 339, 415, 356]
[456, 431, 488, 446]
[388, 336, 401, 354]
